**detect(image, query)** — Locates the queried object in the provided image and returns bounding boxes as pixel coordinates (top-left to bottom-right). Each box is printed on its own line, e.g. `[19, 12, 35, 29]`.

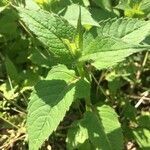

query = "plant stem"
[76, 62, 85, 78]
[136, 51, 149, 80]
[85, 98, 92, 111]
[76, 63, 92, 111]
[0, 116, 19, 129]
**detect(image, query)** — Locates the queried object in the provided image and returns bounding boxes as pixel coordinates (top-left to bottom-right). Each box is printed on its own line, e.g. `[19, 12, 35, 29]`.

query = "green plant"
[0, 0, 150, 150]
[13, 2, 150, 150]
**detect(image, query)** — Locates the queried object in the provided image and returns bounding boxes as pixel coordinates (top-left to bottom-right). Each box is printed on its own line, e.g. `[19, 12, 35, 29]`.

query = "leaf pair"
[67, 105, 123, 150]
[27, 65, 90, 150]
[16, 6, 150, 150]
[17, 7, 76, 65]
[18, 7, 150, 70]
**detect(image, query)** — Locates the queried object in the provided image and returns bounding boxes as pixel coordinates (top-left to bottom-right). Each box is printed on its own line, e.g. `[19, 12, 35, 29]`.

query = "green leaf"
[141, 0, 150, 14]
[17, 7, 75, 64]
[89, 8, 116, 22]
[93, 0, 112, 11]
[27, 65, 90, 150]
[0, 8, 18, 37]
[0, 5, 6, 13]
[82, 0, 90, 7]
[75, 78, 90, 99]
[137, 114, 150, 130]
[79, 18, 150, 70]
[66, 121, 91, 150]
[28, 48, 54, 67]
[62, 4, 99, 27]
[76, 6, 83, 50]
[67, 111, 111, 150]
[98, 18, 150, 44]
[115, 0, 130, 11]
[80, 32, 148, 70]
[115, 0, 145, 17]
[133, 128, 150, 149]
[0, 82, 18, 100]
[27, 65, 78, 150]
[97, 105, 124, 150]
[25, 0, 40, 10]
[5, 56, 19, 81]
[67, 105, 123, 150]
[122, 101, 137, 120]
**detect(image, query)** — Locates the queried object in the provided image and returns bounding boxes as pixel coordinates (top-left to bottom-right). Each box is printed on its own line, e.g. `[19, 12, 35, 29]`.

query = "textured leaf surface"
[27, 65, 77, 150]
[17, 7, 75, 64]
[90, 8, 116, 22]
[141, 0, 150, 14]
[67, 105, 123, 150]
[80, 32, 148, 70]
[67, 112, 111, 150]
[97, 105, 124, 150]
[80, 22, 150, 69]
[98, 18, 150, 44]
[27, 65, 90, 150]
